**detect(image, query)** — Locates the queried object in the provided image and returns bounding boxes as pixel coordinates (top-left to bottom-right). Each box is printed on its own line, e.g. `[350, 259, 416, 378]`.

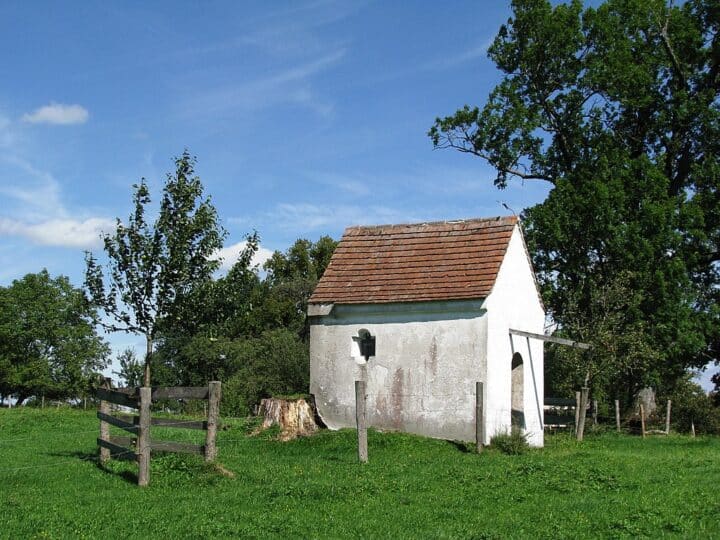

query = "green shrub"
[490, 428, 529, 455]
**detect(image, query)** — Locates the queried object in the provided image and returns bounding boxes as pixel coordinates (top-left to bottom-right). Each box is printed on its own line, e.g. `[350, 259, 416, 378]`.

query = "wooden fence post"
[615, 400, 621, 433]
[576, 387, 589, 441]
[205, 381, 221, 462]
[355, 380, 368, 463]
[137, 387, 152, 487]
[665, 399, 672, 435]
[640, 403, 646, 439]
[41, 395, 45, 409]
[574, 391, 581, 435]
[690, 420, 695, 438]
[592, 399, 598, 426]
[475, 382, 484, 453]
[99, 385, 111, 466]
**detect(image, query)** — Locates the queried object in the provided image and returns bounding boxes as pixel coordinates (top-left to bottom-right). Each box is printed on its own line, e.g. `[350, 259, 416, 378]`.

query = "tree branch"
[660, 12, 688, 90]
[437, 140, 556, 183]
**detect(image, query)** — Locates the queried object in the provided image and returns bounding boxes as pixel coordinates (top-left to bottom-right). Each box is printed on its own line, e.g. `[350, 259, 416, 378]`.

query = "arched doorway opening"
[511, 352, 525, 429]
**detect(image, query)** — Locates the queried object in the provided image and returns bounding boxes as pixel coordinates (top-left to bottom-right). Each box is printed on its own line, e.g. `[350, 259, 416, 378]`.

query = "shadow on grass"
[47, 449, 138, 484]
[446, 440, 475, 453]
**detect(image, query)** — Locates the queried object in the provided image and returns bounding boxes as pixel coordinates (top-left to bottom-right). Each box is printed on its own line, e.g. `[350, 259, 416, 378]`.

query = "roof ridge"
[344, 215, 517, 233]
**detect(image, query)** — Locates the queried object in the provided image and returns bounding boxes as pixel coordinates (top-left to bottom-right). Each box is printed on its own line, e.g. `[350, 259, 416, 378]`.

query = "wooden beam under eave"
[509, 329, 591, 350]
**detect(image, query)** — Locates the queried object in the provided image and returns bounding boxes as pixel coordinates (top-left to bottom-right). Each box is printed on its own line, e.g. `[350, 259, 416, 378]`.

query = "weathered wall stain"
[391, 368, 404, 429]
[428, 335, 438, 377]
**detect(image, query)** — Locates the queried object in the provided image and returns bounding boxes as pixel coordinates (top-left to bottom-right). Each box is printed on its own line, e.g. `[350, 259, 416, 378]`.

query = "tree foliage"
[85, 151, 226, 385]
[258, 236, 338, 340]
[0, 270, 109, 403]
[430, 0, 720, 398]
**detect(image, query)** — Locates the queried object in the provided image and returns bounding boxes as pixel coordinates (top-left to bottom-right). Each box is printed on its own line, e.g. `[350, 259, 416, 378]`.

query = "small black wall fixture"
[355, 329, 376, 361]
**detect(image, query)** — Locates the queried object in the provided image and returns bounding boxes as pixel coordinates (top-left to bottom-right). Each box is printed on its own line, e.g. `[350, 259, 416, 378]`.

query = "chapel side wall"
[483, 226, 545, 447]
[310, 302, 488, 442]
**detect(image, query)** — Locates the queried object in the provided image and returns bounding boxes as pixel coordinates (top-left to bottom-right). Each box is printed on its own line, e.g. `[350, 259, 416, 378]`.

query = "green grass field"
[1, 408, 718, 539]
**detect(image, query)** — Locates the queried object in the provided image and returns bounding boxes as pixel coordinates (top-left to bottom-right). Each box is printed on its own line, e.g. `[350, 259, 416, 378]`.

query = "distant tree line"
[0, 270, 109, 405]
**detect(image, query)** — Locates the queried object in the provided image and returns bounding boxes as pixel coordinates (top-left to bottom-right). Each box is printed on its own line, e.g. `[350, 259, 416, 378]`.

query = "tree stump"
[257, 397, 318, 441]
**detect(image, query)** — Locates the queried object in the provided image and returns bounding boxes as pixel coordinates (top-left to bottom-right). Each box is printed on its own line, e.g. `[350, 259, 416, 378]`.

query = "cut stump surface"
[258, 397, 318, 441]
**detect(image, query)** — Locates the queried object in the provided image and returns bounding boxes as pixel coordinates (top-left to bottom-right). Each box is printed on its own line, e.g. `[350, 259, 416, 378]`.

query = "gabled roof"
[309, 215, 519, 305]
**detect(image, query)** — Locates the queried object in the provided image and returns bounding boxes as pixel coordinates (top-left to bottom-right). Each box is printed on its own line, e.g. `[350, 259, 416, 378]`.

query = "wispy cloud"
[308, 172, 372, 196]
[0, 155, 65, 221]
[22, 103, 89, 125]
[359, 38, 494, 87]
[0, 217, 113, 248]
[0, 138, 112, 248]
[0, 115, 15, 148]
[182, 49, 345, 120]
[263, 202, 421, 232]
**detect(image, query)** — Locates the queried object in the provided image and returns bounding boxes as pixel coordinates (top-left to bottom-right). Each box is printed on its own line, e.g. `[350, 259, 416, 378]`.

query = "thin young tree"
[85, 151, 226, 386]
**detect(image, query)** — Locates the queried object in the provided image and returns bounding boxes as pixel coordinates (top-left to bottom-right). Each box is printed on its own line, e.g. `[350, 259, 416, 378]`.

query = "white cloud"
[22, 103, 89, 125]
[214, 240, 274, 272]
[0, 217, 114, 248]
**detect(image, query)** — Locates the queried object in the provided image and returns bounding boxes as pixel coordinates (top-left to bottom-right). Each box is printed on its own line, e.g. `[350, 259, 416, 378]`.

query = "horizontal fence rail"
[96, 388, 139, 409]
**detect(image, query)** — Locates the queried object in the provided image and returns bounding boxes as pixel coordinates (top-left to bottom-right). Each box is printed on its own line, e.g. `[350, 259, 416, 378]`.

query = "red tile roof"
[309, 216, 518, 304]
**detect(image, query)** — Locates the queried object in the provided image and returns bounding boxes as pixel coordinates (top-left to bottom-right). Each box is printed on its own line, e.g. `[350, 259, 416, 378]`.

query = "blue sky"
[0, 1, 715, 389]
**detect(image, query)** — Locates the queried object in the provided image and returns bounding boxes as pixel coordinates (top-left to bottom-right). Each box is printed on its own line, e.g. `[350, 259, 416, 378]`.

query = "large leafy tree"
[430, 0, 719, 398]
[0, 270, 109, 404]
[259, 236, 338, 341]
[85, 151, 226, 386]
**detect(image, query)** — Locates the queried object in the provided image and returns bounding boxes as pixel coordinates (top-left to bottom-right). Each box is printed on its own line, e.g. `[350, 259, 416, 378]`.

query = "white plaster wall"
[310, 301, 487, 442]
[483, 225, 545, 446]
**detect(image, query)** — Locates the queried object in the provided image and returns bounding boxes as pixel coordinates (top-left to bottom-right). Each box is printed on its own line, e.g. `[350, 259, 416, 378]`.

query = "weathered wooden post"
[574, 391, 581, 435]
[592, 399, 598, 426]
[690, 420, 696, 438]
[665, 399, 672, 435]
[615, 400, 621, 433]
[576, 387, 589, 441]
[640, 403, 646, 439]
[355, 380, 368, 463]
[137, 387, 152, 487]
[475, 381, 484, 453]
[98, 380, 111, 465]
[205, 381, 221, 462]
[41, 395, 45, 409]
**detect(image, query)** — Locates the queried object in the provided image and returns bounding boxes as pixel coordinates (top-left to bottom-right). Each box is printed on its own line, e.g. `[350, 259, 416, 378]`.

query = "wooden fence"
[96, 381, 221, 486]
[544, 394, 673, 439]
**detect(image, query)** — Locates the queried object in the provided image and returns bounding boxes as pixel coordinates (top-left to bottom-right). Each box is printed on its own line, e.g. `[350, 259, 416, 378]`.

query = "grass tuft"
[490, 428, 530, 455]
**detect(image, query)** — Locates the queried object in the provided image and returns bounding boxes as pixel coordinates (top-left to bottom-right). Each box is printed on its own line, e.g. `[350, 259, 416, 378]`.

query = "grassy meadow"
[1, 407, 718, 539]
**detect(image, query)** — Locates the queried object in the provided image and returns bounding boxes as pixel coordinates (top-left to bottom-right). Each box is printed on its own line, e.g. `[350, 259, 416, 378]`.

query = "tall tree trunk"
[143, 335, 153, 387]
